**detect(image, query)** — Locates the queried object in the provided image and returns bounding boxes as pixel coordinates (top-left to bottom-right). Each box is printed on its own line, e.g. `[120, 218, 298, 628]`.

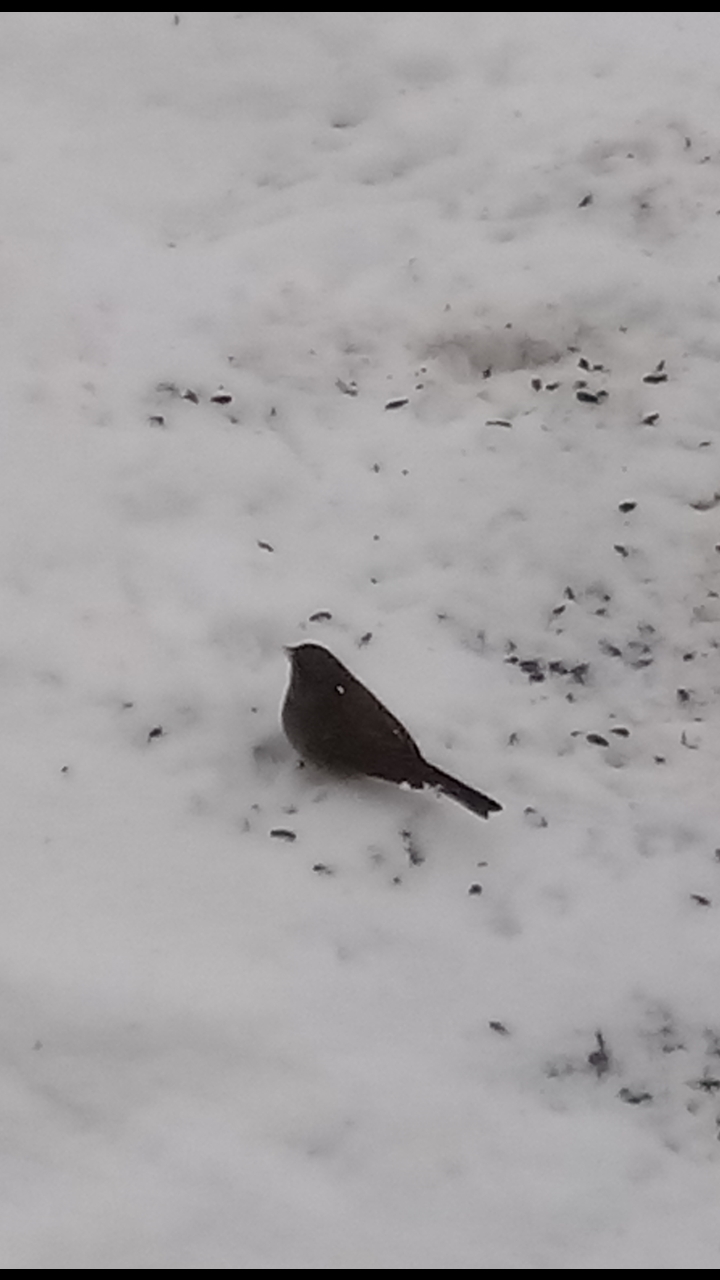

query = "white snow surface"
[1, 11, 720, 1268]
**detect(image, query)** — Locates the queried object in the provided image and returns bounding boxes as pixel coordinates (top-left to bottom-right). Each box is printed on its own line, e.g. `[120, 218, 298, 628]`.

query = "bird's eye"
[336, 684, 345, 695]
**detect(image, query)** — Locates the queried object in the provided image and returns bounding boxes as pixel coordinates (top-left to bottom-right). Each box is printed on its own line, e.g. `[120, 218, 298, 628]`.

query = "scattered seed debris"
[147, 726, 164, 742]
[578, 193, 593, 207]
[402, 828, 424, 866]
[691, 894, 711, 907]
[690, 492, 720, 511]
[518, 658, 545, 682]
[576, 389, 607, 404]
[618, 501, 637, 512]
[586, 733, 609, 746]
[588, 1031, 611, 1078]
[270, 828, 297, 842]
[642, 412, 659, 425]
[524, 806, 548, 828]
[571, 663, 590, 684]
[309, 610, 332, 622]
[312, 863, 334, 875]
[489, 1020, 510, 1036]
[618, 1087, 652, 1105]
[468, 883, 483, 896]
[257, 540, 274, 552]
[600, 641, 622, 657]
[385, 397, 409, 410]
[689, 1076, 720, 1092]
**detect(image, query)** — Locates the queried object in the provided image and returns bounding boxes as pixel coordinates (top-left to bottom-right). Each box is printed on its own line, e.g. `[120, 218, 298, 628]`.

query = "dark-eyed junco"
[282, 643, 502, 819]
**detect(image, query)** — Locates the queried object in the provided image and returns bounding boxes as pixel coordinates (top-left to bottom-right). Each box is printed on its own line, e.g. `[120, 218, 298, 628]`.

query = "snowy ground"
[1, 11, 720, 1268]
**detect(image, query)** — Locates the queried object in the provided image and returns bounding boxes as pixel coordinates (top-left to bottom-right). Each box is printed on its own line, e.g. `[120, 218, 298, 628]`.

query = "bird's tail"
[422, 763, 502, 819]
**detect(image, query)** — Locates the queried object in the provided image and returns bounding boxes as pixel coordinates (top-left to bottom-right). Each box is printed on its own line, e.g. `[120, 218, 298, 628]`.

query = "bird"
[281, 642, 502, 819]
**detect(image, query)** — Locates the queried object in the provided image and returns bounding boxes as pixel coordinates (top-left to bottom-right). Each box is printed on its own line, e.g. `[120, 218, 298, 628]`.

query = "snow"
[1, 10, 719, 1267]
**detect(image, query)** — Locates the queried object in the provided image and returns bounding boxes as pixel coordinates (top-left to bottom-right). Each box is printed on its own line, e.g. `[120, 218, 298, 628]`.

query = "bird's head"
[284, 642, 347, 683]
